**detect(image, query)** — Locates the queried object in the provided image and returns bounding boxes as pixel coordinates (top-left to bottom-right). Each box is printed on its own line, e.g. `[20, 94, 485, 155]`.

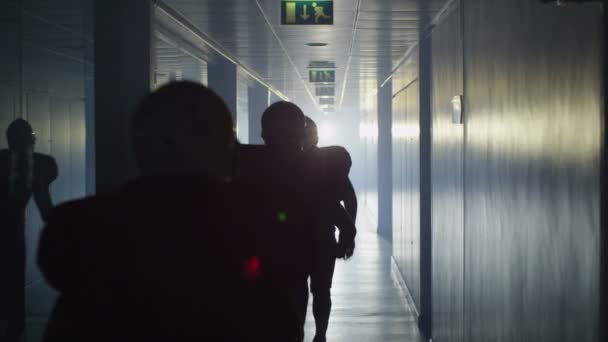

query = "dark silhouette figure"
[0, 119, 57, 341]
[37, 82, 317, 342]
[302, 116, 357, 342]
[234, 102, 356, 342]
[303, 117, 357, 223]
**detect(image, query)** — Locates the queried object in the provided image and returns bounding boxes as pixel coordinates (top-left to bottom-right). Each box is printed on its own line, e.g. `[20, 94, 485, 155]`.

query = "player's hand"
[336, 240, 355, 260]
[344, 241, 355, 259]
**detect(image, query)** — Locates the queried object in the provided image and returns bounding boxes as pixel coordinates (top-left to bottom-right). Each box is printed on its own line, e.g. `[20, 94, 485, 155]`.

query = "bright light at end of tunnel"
[318, 122, 335, 145]
[392, 124, 420, 140]
[359, 122, 378, 140]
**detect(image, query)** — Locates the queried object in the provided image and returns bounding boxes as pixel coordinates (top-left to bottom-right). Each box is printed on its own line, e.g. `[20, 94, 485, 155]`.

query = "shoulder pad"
[320, 146, 352, 175]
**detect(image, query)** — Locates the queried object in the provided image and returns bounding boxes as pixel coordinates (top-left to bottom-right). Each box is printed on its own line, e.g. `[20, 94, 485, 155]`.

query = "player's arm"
[341, 178, 358, 221]
[34, 187, 53, 222]
[38, 200, 89, 293]
[331, 203, 356, 259]
[331, 146, 357, 221]
[34, 155, 58, 222]
[38, 208, 73, 291]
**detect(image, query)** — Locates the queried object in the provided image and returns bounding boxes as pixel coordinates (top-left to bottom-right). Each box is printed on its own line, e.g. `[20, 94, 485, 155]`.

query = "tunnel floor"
[23, 222, 423, 342]
[303, 226, 424, 342]
[25, 270, 55, 341]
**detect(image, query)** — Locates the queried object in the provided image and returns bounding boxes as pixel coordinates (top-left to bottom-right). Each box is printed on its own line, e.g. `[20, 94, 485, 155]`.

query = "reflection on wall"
[153, 4, 214, 90]
[422, 1, 603, 341]
[390, 47, 422, 315]
[430, 2, 464, 341]
[392, 55, 421, 311]
[461, 1, 601, 341]
[0, 0, 93, 330]
[359, 78, 379, 225]
[236, 69, 249, 143]
[153, 37, 208, 88]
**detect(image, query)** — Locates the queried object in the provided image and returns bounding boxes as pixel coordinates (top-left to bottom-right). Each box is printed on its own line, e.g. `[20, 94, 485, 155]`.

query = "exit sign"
[309, 70, 335, 83]
[281, 1, 334, 25]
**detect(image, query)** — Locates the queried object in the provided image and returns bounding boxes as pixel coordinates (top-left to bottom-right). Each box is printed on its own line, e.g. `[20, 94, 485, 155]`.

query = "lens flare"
[244, 256, 261, 280]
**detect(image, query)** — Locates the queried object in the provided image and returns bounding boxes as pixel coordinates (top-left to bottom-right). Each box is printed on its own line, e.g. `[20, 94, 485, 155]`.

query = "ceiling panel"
[161, 0, 449, 114]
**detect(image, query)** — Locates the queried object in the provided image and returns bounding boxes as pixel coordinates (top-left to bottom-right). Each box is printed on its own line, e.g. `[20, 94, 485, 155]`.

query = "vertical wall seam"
[338, 0, 362, 110]
[460, 1, 467, 341]
[418, 0, 433, 335]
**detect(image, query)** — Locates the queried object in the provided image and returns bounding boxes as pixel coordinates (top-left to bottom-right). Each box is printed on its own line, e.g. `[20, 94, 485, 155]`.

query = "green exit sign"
[281, 1, 334, 25]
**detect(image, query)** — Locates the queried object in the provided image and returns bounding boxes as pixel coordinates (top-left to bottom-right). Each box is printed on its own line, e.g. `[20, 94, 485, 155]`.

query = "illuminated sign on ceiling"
[309, 70, 335, 83]
[319, 97, 335, 105]
[316, 87, 335, 96]
[281, 1, 334, 25]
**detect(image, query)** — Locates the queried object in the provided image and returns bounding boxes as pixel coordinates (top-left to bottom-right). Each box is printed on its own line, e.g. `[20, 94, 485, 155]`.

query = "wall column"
[418, 0, 433, 337]
[248, 82, 269, 145]
[94, 0, 153, 193]
[269, 91, 282, 105]
[377, 79, 393, 242]
[208, 55, 238, 127]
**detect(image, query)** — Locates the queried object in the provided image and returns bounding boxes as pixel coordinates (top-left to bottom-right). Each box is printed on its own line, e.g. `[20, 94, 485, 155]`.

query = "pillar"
[269, 91, 282, 105]
[94, 0, 153, 193]
[377, 79, 393, 243]
[418, 0, 433, 337]
[208, 55, 237, 127]
[248, 81, 269, 145]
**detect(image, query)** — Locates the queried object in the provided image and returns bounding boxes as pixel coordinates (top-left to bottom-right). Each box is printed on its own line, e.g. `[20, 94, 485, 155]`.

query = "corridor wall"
[0, 0, 93, 316]
[236, 69, 250, 143]
[153, 35, 209, 88]
[461, 1, 601, 341]
[391, 1, 602, 341]
[430, 2, 464, 341]
[392, 49, 422, 310]
[426, 0, 603, 341]
[359, 81, 379, 224]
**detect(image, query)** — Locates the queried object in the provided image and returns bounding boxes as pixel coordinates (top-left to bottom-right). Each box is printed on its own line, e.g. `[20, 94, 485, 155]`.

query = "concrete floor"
[303, 229, 425, 342]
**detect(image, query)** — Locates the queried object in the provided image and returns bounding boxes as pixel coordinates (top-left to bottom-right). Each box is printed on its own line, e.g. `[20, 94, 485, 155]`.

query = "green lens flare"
[278, 212, 288, 222]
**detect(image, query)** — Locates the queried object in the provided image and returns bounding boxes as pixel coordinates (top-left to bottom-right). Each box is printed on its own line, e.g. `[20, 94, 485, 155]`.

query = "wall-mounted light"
[539, 0, 597, 5]
[306, 42, 328, 47]
[451, 95, 463, 124]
